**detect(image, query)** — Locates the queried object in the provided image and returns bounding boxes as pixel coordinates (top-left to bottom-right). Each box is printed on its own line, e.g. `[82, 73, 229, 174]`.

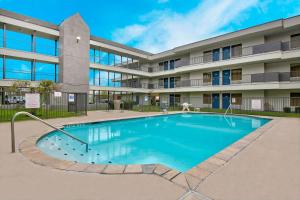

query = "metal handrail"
[224, 104, 233, 116]
[11, 111, 88, 153]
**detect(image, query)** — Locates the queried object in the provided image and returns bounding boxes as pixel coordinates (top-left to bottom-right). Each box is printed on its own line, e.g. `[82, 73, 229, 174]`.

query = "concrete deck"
[0, 111, 299, 200]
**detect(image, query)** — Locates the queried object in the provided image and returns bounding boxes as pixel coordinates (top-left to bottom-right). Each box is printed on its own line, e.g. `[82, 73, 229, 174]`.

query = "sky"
[1, 0, 300, 53]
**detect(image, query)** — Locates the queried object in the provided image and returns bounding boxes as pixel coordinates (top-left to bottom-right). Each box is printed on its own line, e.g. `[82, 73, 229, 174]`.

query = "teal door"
[212, 93, 220, 109]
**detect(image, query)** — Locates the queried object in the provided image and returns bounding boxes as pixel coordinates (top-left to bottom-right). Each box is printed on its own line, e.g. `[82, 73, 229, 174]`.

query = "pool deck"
[0, 110, 300, 200]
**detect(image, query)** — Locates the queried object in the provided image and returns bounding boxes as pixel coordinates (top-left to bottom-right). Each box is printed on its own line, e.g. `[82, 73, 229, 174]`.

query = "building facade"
[0, 9, 300, 111]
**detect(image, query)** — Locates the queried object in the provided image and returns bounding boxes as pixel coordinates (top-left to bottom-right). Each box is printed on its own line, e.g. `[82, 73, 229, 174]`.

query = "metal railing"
[10, 111, 88, 153]
[148, 72, 300, 89]
[146, 40, 300, 73]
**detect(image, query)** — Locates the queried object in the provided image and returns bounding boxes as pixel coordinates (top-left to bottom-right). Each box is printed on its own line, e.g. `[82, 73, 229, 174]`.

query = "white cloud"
[112, 0, 259, 53]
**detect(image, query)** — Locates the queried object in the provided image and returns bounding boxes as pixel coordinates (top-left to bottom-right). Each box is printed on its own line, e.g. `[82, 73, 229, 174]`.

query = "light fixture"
[76, 36, 81, 43]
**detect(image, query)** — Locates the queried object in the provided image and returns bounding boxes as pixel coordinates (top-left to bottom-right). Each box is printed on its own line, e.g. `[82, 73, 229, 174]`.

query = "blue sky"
[1, 0, 300, 53]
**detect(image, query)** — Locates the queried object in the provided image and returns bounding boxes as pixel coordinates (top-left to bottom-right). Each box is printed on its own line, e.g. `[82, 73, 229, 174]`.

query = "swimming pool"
[37, 113, 270, 172]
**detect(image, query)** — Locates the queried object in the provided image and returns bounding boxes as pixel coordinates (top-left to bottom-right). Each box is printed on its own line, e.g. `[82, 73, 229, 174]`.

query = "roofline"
[1, 8, 300, 60]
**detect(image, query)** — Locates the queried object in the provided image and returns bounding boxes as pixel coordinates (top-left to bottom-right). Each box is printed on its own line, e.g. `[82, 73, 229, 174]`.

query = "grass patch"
[0, 108, 84, 122]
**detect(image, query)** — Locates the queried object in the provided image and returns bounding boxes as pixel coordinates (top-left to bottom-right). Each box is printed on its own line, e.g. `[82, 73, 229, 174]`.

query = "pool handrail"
[11, 111, 89, 153]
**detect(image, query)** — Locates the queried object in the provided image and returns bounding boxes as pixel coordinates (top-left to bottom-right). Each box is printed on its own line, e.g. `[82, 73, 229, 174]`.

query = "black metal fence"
[0, 91, 87, 122]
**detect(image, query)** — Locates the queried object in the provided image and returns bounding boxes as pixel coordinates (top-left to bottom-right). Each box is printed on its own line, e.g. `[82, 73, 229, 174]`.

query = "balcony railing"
[145, 40, 300, 73]
[148, 72, 300, 89]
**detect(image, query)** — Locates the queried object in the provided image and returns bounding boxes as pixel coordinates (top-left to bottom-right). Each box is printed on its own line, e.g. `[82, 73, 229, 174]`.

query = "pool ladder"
[10, 111, 89, 153]
[224, 104, 233, 116]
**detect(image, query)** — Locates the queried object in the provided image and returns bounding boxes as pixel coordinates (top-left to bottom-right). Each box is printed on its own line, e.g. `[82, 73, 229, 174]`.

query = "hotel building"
[0, 9, 300, 111]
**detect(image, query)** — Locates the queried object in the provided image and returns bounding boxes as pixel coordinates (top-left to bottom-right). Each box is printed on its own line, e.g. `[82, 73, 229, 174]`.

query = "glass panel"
[89, 49, 95, 63]
[170, 77, 175, 88]
[231, 44, 242, 57]
[291, 65, 300, 77]
[164, 61, 169, 71]
[95, 49, 100, 64]
[170, 60, 175, 70]
[36, 36, 56, 56]
[231, 69, 242, 81]
[89, 69, 95, 85]
[203, 72, 212, 83]
[6, 58, 31, 80]
[115, 55, 121, 66]
[100, 70, 109, 87]
[35, 62, 56, 81]
[0, 25, 3, 48]
[114, 73, 121, 87]
[94, 69, 100, 86]
[222, 46, 231, 60]
[121, 56, 128, 66]
[108, 72, 115, 86]
[203, 51, 212, 63]
[100, 51, 109, 65]
[203, 94, 211, 104]
[212, 49, 220, 61]
[55, 64, 59, 83]
[6, 30, 32, 52]
[0, 57, 3, 79]
[108, 53, 115, 66]
[164, 78, 168, 88]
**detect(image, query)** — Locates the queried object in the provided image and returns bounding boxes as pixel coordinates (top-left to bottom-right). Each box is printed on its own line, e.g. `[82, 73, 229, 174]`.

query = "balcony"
[147, 40, 300, 73]
[149, 72, 300, 90]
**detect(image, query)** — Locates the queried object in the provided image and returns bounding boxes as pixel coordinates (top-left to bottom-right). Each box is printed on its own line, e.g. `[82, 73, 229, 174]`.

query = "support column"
[31, 31, 36, 53]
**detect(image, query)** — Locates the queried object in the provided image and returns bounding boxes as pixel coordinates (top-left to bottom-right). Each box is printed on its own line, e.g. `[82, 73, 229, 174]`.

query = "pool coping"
[18, 112, 277, 191]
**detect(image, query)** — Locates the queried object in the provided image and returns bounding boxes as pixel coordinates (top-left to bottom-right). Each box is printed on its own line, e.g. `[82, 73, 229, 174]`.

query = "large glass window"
[89, 69, 95, 85]
[94, 69, 100, 86]
[108, 72, 115, 86]
[231, 44, 242, 57]
[164, 78, 169, 88]
[6, 30, 32, 52]
[203, 72, 212, 84]
[115, 55, 121, 66]
[36, 36, 57, 56]
[108, 53, 115, 66]
[212, 49, 220, 61]
[231, 93, 242, 105]
[35, 62, 56, 81]
[231, 68, 242, 81]
[203, 50, 212, 63]
[170, 60, 175, 70]
[100, 51, 109, 65]
[203, 94, 211, 104]
[95, 49, 100, 64]
[291, 64, 300, 78]
[170, 77, 175, 88]
[164, 61, 169, 71]
[6, 58, 31, 80]
[100, 70, 109, 87]
[89, 49, 95, 63]
[0, 56, 3, 79]
[114, 73, 121, 87]
[0, 25, 3, 48]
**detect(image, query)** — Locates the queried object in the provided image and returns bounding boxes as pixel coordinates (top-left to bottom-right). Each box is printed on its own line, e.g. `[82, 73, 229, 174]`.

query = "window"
[231, 93, 242, 105]
[203, 72, 212, 84]
[170, 94, 180, 106]
[0, 24, 3, 48]
[0, 56, 3, 79]
[115, 55, 121, 66]
[36, 36, 57, 56]
[89, 69, 95, 85]
[231, 68, 242, 81]
[100, 70, 108, 86]
[114, 73, 121, 87]
[94, 69, 100, 86]
[6, 30, 32, 52]
[100, 51, 109, 65]
[203, 50, 212, 63]
[35, 62, 56, 81]
[170, 77, 175, 88]
[203, 94, 211, 104]
[6, 58, 31, 80]
[291, 33, 300, 49]
[89, 49, 95, 63]
[164, 78, 168, 88]
[231, 44, 242, 57]
[88, 90, 94, 104]
[291, 93, 300, 106]
[164, 61, 169, 71]
[95, 49, 100, 64]
[222, 46, 231, 60]
[108, 72, 115, 86]
[108, 53, 115, 66]
[212, 49, 220, 61]
[170, 60, 175, 70]
[291, 64, 300, 78]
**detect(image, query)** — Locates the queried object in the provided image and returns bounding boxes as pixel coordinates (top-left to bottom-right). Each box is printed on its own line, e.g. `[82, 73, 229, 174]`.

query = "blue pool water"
[37, 113, 270, 172]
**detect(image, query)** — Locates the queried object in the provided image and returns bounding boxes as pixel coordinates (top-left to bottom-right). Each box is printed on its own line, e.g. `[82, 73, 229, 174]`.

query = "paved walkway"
[0, 111, 299, 200]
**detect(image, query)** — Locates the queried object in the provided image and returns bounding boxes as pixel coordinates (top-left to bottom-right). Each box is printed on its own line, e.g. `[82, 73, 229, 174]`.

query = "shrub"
[283, 107, 291, 113]
[295, 107, 300, 113]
